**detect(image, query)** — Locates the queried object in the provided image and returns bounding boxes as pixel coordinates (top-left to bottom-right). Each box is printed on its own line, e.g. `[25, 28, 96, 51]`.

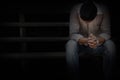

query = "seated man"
[66, 0, 116, 80]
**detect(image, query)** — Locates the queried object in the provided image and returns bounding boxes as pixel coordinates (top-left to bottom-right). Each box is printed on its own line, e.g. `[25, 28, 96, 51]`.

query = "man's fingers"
[88, 40, 97, 43]
[88, 43, 96, 46]
[88, 36, 96, 41]
[89, 43, 97, 48]
[88, 42, 97, 46]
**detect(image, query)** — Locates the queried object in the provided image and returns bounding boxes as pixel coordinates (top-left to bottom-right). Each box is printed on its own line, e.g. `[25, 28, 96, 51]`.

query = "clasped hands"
[79, 33, 100, 49]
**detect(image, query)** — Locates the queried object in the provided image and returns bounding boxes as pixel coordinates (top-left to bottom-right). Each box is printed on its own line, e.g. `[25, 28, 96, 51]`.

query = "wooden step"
[0, 37, 69, 42]
[1, 52, 103, 59]
[0, 52, 65, 58]
[0, 22, 69, 27]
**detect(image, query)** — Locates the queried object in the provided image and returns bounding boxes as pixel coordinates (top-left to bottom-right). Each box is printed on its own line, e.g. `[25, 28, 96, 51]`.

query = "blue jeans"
[66, 40, 116, 80]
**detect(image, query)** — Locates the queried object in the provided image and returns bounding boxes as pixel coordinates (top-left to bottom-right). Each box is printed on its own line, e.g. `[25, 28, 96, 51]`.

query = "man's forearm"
[97, 36, 105, 45]
[78, 38, 88, 45]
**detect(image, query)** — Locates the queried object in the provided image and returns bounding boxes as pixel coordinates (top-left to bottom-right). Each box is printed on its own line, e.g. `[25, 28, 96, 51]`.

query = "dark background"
[0, 0, 119, 79]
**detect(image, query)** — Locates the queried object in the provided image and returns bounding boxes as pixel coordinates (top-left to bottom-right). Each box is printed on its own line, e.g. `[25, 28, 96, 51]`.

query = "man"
[66, 0, 116, 80]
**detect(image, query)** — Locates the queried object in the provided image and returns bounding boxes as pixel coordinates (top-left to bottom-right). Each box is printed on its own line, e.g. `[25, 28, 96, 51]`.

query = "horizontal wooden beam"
[0, 37, 69, 42]
[0, 22, 69, 27]
[0, 52, 65, 58]
[0, 52, 103, 59]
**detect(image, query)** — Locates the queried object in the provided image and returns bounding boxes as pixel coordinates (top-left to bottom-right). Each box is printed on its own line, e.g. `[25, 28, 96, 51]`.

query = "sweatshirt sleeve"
[99, 6, 111, 40]
[69, 5, 84, 42]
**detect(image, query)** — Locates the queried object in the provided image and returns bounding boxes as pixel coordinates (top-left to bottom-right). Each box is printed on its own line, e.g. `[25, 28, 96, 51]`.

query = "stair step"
[0, 22, 69, 27]
[0, 37, 69, 42]
[1, 52, 65, 58]
[1, 52, 103, 59]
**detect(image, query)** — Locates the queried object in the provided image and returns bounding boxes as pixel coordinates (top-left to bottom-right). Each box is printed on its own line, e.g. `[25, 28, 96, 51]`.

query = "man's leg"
[103, 40, 116, 80]
[65, 40, 79, 80]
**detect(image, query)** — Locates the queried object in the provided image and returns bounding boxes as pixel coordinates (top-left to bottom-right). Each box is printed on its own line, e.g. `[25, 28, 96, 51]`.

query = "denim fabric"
[66, 40, 116, 80]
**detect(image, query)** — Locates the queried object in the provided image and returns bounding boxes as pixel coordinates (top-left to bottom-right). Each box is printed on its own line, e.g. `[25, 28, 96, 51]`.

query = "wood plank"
[0, 22, 69, 27]
[0, 52, 65, 58]
[0, 52, 103, 59]
[0, 37, 69, 42]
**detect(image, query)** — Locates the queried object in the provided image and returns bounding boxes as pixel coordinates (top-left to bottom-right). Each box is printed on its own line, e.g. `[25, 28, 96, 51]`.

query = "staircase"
[0, 2, 71, 79]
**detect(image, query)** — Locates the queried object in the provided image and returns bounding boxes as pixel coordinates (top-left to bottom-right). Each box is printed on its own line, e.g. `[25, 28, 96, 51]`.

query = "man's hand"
[88, 33, 98, 48]
[97, 36, 105, 45]
[78, 33, 105, 48]
[78, 34, 97, 47]
[88, 34, 105, 48]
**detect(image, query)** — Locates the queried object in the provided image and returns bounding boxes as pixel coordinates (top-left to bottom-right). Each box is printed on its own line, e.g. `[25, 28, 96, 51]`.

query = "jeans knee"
[65, 40, 78, 55]
[66, 40, 78, 48]
[104, 40, 116, 54]
[65, 40, 79, 67]
[104, 40, 115, 45]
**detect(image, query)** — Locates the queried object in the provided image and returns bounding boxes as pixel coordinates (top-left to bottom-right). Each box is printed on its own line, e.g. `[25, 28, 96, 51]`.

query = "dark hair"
[80, 0, 97, 21]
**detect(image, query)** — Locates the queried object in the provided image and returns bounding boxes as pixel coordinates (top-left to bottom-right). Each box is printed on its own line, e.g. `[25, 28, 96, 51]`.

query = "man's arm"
[87, 6, 111, 48]
[69, 5, 85, 43]
[99, 6, 111, 42]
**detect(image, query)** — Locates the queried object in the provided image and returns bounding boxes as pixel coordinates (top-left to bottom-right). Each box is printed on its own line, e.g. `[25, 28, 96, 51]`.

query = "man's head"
[80, 0, 97, 21]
